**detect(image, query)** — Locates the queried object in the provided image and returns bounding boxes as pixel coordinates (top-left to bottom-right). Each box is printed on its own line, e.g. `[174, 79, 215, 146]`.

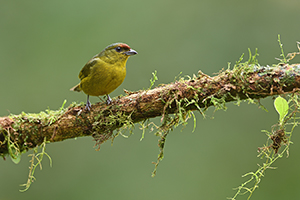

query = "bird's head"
[98, 43, 137, 64]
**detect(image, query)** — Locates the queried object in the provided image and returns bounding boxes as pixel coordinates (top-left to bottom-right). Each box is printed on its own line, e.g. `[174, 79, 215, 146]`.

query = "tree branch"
[1, 63, 300, 156]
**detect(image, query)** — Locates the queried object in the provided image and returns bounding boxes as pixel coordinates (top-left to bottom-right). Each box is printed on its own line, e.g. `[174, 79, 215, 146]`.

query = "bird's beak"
[124, 49, 138, 56]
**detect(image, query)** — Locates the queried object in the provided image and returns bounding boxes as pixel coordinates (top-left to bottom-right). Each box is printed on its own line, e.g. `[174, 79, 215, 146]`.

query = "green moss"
[12, 100, 67, 129]
[1, 100, 67, 166]
[91, 105, 135, 150]
[20, 137, 52, 192]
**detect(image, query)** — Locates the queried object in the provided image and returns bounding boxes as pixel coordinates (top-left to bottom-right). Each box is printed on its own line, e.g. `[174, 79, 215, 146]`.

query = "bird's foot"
[106, 95, 112, 105]
[85, 99, 91, 111]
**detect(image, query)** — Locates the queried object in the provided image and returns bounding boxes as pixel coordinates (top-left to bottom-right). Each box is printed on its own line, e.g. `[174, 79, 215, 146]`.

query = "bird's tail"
[70, 84, 81, 92]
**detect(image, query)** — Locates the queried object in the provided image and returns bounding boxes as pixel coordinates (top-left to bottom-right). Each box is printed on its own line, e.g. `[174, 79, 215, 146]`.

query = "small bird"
[70, 43, 137, 110]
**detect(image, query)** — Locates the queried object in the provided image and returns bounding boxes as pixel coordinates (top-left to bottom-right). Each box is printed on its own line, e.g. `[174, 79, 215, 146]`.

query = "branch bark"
[1, 63, 300, 155]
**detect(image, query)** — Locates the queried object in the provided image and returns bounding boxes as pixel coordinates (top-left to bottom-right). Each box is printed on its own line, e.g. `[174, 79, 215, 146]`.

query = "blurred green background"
[1, 0, 300, 199]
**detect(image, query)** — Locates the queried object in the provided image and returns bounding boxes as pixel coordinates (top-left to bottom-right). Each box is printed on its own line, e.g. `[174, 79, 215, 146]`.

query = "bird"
[70, 43, 137, 110]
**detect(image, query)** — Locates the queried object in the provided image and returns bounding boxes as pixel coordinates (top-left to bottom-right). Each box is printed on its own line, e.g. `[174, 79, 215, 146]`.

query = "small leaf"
[10, 153, 21, 164]
[274, 96, 289, 124]
[9, 146, 21, 164]
[7, 143, 22, 164]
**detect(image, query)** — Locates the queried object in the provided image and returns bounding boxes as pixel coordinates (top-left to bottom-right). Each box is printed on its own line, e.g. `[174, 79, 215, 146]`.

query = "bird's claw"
[85, 99, 91, 111]
[106, 95, 112, 105]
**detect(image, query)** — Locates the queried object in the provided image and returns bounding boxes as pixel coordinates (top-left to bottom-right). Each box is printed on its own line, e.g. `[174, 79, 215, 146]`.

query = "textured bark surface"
[1, 64, 300, 155]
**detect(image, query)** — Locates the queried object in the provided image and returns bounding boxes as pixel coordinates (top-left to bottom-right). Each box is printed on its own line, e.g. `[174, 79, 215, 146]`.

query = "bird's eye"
[115, 46, 122, 52]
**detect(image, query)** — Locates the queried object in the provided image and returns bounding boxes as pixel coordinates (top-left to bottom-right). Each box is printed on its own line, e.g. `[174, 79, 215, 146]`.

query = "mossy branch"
[1, 63, 300, 156]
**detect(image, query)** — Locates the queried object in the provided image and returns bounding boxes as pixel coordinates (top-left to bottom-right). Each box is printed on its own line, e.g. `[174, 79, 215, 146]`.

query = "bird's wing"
[78, 57, 102, 80]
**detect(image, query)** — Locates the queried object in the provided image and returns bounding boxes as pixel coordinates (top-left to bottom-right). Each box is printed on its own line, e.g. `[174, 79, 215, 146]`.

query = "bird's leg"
[85, 95, 91, 111]
[106, 94, 112, 105]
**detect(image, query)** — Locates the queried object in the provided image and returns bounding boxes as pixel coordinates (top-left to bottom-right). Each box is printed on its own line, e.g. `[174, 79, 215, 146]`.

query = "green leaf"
[10, 153, 21, 164]
[9, 146, 21, 164]
[274, 96, 289, 124]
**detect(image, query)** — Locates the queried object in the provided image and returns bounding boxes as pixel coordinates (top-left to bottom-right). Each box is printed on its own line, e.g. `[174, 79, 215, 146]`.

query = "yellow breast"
[80, 59, 127, 96]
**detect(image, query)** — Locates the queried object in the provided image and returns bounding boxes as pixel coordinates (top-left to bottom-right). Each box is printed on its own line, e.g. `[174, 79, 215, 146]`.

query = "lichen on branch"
[1, 61, 300, 158]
